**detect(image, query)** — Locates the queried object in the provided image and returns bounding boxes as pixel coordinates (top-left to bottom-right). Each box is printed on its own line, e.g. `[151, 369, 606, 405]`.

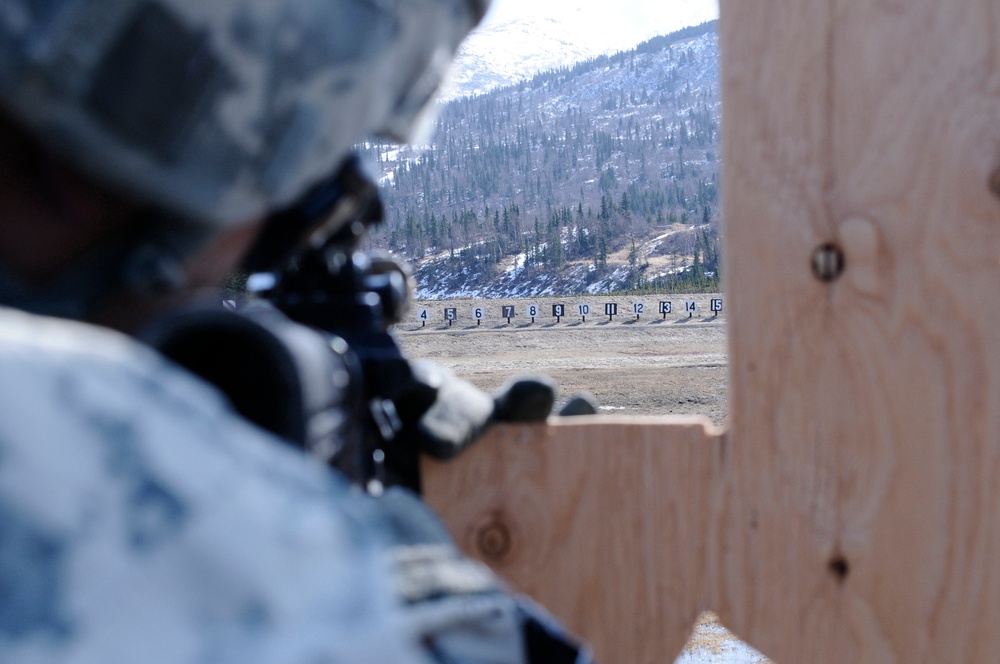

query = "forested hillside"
[362, 21, 721, 298]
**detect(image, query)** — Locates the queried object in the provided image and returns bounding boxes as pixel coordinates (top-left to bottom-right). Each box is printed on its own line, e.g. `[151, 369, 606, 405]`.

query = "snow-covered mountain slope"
[441, 0, 719, 100]
[361, 21, 723, 301]
[441, 17, 611, 101]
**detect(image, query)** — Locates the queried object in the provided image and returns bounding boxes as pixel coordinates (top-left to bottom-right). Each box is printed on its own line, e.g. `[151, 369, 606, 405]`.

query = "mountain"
[441, 17, 619, 102]
[361, 21, 722, 299]
[442, 0, 720, 101]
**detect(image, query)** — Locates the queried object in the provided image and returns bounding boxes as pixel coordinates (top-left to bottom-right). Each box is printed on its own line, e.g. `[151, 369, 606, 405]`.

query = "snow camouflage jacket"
[0, 306, 589, 663]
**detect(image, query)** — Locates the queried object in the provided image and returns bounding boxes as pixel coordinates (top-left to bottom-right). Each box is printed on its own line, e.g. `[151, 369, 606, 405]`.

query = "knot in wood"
[476, 520, 512, 562]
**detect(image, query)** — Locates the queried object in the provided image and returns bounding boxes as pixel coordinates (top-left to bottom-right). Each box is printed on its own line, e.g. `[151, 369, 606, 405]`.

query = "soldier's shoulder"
[0, 307, 423, 662]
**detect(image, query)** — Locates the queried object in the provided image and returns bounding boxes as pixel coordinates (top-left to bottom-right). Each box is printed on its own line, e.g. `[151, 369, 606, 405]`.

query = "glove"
[406, 360, 557, 460]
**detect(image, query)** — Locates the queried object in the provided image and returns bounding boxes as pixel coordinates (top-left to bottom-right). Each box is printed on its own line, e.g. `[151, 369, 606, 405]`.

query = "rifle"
[145, 156, 554, 493]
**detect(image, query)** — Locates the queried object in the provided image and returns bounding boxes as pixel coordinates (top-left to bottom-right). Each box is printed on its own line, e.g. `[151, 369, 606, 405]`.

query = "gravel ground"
[396, 295, 729, 426]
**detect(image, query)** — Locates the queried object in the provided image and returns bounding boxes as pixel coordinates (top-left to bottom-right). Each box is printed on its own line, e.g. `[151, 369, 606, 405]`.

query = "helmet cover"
[0, 0, 488, 227]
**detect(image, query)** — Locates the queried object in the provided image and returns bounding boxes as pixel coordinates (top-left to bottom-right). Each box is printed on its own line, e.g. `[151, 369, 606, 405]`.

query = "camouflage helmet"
[0, 0, 488, 227]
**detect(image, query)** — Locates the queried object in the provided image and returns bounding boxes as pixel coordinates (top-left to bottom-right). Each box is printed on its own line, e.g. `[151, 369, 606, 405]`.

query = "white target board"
[685, 300, 697, 314]
[472, 306, 485, 320]
[526, 304, 540, 318]
[632, 302, 645, 316]
[577, 303, 591, 317]
[417, 308, 429, 322]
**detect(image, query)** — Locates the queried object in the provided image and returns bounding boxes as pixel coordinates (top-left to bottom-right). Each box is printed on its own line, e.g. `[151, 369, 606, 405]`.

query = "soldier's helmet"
[0, 0, 487, 227]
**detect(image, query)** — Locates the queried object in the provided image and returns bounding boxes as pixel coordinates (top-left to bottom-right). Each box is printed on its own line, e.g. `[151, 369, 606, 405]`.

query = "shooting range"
[421, 0, 1000, 662]
[411, 297, 720, 327]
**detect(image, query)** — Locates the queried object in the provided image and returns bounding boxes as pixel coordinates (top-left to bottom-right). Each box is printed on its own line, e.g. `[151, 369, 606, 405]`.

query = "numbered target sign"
[472, 306, 485, 320]
[605, 303, 618, 316]
[417, 308, 429, 322]
[685, 300, 697, 314]
[711, 298, 723, 313]
[632, 302, 645, 315]
[659, 301, 672, 315]
[552, 304, 566, 318]
[526, 304, 540, 318]
[577, 303, 591, 317]
[502, 306, 516, 319]
[444, 308, 457, 321]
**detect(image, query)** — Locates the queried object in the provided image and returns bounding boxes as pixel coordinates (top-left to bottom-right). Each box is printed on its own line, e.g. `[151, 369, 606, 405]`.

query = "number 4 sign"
[417, 308, 429, 327]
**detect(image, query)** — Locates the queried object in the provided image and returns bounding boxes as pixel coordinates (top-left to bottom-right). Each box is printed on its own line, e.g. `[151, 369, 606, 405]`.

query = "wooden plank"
[422, 417, 725, 664]
[424, 1, 1000, 662]
[719, 0, 1000, 661]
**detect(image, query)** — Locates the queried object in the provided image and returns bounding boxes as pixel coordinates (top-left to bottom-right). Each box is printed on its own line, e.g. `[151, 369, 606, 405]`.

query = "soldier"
[0, 1, 590, 662]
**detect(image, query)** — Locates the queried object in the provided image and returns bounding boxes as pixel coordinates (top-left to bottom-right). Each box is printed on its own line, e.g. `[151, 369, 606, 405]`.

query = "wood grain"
[423, 417, 725, 664]
[720, 0, 1000, 661]
[424, 0, 1000, 661]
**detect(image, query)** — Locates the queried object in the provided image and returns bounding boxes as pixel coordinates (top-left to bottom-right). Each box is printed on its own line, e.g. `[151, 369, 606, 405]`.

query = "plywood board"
[423, 417, 724, 664]
[424, 0, 1000, 661]
[719, 0, 1000, 660]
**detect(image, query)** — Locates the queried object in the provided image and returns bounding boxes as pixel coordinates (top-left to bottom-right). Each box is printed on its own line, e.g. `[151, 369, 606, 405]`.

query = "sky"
[478, 0, 719, 52]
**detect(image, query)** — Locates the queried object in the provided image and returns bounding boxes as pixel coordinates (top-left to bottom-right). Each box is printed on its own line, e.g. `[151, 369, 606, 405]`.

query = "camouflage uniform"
[0, 1, 593, 661]
[0, 306, 526, 663]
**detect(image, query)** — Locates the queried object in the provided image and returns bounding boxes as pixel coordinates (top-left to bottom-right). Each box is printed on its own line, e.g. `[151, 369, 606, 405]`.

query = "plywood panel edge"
[423, 417, 727, 664]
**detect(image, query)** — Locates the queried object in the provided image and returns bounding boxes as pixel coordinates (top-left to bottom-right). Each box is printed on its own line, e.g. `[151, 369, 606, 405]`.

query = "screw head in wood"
[811, 242, 845, 282]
